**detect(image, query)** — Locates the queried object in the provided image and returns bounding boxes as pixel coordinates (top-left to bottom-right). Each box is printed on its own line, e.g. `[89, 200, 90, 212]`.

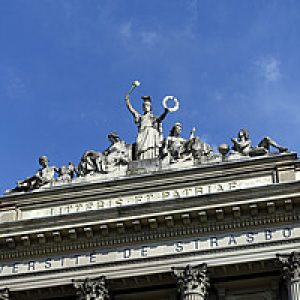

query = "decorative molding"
[0, 209, 298, 260]
[277, 252, 300, 283]
[0, 288, 9, 300]
[172, 264, 209, 299]
[73, 276, 109, 300]
[0, 238, 294, 283]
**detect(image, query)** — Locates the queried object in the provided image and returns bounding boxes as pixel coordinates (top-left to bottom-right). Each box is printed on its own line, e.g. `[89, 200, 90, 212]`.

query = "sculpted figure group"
[5, 85, 290, 194]
[162, 123, 216, 163]
[230, 129, 288, 157]
[77, 132, 129, 177]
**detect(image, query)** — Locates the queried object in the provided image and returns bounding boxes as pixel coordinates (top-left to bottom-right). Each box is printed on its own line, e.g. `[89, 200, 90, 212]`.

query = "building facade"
[0, 92, 299, 300]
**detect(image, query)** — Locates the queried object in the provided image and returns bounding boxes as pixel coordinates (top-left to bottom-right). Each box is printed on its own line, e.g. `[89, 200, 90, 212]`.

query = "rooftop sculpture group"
[5, 81, 290, 194]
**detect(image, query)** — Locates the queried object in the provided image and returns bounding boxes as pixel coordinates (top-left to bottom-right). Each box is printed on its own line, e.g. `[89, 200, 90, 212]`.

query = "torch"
[126, 80, 140, 96]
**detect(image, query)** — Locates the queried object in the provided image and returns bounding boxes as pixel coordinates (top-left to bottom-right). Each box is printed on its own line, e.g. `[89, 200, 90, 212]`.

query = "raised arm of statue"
[231, 137, 239, 146]
[157, 108, 169, 122]
[189, 127, 195, 140]
[125, 94, 139, 120]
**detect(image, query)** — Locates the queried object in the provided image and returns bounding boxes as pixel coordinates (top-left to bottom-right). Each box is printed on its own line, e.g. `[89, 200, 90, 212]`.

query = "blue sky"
[1, 0, 300, 193]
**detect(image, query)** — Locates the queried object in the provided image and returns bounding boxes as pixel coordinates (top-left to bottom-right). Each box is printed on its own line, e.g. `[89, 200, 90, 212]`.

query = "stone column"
[73, 276, 109, 300]
[172, 264, 210, 300]
[0, 288, 9, 300]
[277, 252, 300, 300]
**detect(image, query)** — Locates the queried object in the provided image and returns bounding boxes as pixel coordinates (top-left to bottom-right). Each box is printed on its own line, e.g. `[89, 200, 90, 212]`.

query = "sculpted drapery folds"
[76, 132, 129, 176]
[73, 276, 110, 300]
[125, 94, 169, 160]
[162, 123, 194, 163]
[163, 123, 216, 163]
[172, 264, 210, 300]
[5, 81, 293, 194]
[6, 156, 58, 194]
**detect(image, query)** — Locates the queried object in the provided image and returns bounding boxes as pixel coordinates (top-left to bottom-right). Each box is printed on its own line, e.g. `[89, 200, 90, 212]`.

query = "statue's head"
[108, 132, 120, 143]
[142, 96, 152, 113]
[39, 156, 49, 167]
[170, 123, 182, 136]
[238, 129, 249, 140]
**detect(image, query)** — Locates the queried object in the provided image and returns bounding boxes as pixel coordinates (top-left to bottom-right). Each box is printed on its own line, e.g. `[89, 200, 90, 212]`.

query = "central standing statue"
[125, 87, 169, 160]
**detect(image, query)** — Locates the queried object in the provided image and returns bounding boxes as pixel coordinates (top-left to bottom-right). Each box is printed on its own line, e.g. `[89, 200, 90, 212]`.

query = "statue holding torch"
[125, 81, 179, 160]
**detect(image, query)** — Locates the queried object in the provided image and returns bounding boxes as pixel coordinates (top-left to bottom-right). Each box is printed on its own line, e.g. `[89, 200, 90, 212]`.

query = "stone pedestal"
[277, 252, 300, 300]
[128, 158, 161, 174]
[73, 276, 109, 300]
[172, 264, 210, 300]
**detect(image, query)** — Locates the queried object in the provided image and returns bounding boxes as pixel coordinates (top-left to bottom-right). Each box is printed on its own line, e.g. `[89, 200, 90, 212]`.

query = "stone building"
[0, 90, 299, 300]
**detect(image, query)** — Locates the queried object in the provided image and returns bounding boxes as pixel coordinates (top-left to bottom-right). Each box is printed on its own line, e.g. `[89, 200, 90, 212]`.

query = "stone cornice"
[0, 198, 297, 260]
[1, 153, 296, 208]
[0, 154, 297, 261]
[0, 178, 298, 235]
[0, 174, 300, 233]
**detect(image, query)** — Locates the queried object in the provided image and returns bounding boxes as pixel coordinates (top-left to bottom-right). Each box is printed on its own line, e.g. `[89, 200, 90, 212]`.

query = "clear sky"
[1, 0, 300, 193]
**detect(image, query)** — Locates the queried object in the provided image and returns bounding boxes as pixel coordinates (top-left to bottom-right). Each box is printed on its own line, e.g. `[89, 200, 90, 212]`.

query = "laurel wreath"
[162, 96, 179, 112]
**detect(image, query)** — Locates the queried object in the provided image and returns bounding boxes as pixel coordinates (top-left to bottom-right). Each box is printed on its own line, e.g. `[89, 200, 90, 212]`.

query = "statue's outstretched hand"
[189, 127, 195, 139]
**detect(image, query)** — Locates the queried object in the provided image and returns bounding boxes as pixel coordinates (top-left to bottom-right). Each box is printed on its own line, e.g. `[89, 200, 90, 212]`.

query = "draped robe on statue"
[135, 113, 163, 160]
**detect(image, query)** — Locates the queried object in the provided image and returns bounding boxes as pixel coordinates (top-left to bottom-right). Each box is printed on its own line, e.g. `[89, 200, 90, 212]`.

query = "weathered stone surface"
[73, 276, 109, 300]
[6, 156, 57, 194]
[0, 288, 9, 300]
[173, 264, 209, 300]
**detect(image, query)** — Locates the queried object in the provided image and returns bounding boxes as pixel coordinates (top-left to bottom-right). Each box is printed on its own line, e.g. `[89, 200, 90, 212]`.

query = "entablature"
[0, 180, 299, 261]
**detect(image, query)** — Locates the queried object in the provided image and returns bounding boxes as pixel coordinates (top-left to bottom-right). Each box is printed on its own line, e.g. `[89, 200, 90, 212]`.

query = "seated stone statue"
[76, 132, 130, 176]
[6, 156, 58, 194]
[162, 123, 216, 163]
[57, 162, 75, 181]
[231, 129, 288, 157]
[102, 132, 130, 172]
[162, 123, 193, 163]
[76, 150, 102, 176]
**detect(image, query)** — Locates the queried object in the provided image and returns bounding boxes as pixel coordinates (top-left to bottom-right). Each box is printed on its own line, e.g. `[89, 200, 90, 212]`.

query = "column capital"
[277, 252, 300, 283]
[172, 264, 209, 299]
[73, 276, 109, 300]
[0, 288, 9, 300]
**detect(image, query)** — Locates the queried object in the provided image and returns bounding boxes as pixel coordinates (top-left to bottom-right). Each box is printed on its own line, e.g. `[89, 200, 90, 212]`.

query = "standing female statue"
[125, 94, 169, 160]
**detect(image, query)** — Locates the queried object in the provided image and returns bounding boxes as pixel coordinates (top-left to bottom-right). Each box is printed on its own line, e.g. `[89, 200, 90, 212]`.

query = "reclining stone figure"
[231, 129, 288, 157]
[6, 156, 58, 193]
[76, 132, 130, 176]
[162, 123, 216, 163]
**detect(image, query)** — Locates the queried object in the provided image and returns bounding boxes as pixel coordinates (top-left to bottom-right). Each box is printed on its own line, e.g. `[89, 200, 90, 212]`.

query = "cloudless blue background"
[1, 0, 300, 193]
